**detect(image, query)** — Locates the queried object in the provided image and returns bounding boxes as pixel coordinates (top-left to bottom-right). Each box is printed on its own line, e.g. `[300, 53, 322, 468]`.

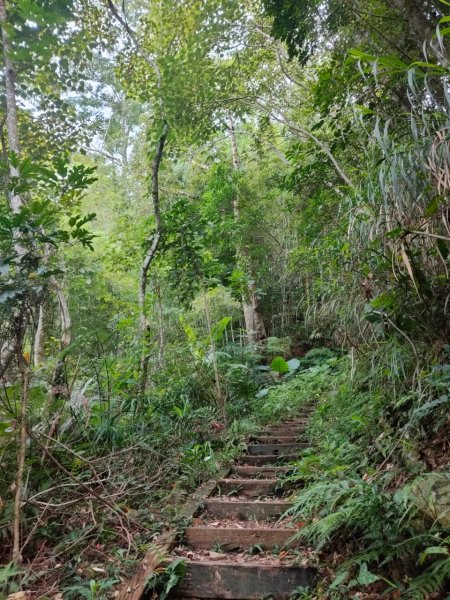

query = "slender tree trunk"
[155, 279, 165, 368]
[0, 341, 16, 379]
[50, 280, 72, 400]
[203, 290, 226, 424]
[34, 302, 47, 367]
[121, 120, 131, 168]
[0, 0, 22, 213]
[106, 0, 168, 392]
[0, 0, 29, 563]
[138, 122, 168, 396]
[228, 118, 267, 343]
[12, 338, 29, 563]
[37, 282, 72, 466]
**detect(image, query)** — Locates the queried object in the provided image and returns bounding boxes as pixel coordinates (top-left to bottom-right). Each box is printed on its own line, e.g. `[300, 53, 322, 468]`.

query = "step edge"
[179, 560, 313, 568]
[185, 526, 297, 532]
[206, 499, 293, 506]
[218, 478, 279, 484]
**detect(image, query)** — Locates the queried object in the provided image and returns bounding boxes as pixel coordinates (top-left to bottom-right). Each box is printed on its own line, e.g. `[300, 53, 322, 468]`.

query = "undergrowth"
[3, 344, 450, 599]
[265, 346, 450, 599]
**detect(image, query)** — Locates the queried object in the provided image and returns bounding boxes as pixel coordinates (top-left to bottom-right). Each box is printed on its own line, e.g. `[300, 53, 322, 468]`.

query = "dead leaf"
[400, 243, 420, 296]
[208, 551, 228, 560]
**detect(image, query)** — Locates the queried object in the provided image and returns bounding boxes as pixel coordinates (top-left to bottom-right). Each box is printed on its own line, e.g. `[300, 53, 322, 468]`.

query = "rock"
[413, 473, 450, 527]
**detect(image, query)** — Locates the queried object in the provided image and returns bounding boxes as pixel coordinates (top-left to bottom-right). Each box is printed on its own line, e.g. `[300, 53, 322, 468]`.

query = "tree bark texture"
[138, 122, 168, 395]
[12, 342, 29, 563]
[228, 118, 267, 343]
[50, 280, 72, 400]
[0, 0, 22, 212]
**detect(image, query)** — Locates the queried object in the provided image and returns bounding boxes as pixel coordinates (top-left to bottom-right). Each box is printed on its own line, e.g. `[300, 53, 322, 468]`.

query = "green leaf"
[424, 196, 441, 217]
[386, 227, 404, 239]
[208, 316, 232, 343]
[348, 562, 380, 587]
[0, 563, 23, 584]
[370, 292, 396, 310]
[329, 570, 349, 590]
[419, 546, 450, 564]
[270, 356, 289, 374]
[354, 104, 375, 115]
[286, 358, 301, 371]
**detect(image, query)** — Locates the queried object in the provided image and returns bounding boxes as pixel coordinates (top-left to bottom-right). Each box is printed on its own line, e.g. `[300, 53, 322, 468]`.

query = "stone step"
[204, 499, 292, 520]
[172, 561, 316, 599]
[231, 465, 292, 478]
[214, 478, 289, 497]
[183, 526, 298, 551]
[237, 454, 298, 466]
[247, 443, 303, 456]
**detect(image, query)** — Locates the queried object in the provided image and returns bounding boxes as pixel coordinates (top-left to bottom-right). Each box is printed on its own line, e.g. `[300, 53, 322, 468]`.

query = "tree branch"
[138, 121, 169, 315]
[105, 0, 162, 91]
[253, 100, 354, 188]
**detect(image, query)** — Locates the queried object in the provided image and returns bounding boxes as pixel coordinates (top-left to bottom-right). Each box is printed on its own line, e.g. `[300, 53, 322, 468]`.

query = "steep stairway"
[165, 410, 316, 599]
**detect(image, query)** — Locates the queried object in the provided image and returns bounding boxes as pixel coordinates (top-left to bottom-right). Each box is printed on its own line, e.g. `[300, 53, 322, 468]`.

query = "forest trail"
[156, 409, 316, 599]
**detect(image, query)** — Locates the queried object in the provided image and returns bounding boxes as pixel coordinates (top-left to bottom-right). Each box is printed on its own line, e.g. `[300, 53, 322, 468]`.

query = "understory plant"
[275, 346, 450, 598]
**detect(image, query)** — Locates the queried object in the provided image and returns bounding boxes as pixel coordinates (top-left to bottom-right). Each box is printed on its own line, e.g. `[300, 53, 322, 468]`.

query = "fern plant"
[405, 540, 450, 599]
[145, 558, 187, 600]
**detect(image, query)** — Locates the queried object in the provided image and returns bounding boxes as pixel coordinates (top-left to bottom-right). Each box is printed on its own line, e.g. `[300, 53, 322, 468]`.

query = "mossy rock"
[413, 473, 450, 528]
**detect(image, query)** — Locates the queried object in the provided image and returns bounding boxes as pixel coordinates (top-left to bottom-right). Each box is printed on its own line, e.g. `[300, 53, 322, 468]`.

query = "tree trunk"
[138, 122, 168, 396]
[12, 339, 29, 563]
[0, 0, 30, 564]
[50, 280, 72, 401]
[0, 0, 22, 213]
[243, 282, 267, 343]
[0, 341, 16, 379]
[155, 279, 165, 368]
[34, 302, 47, 367]
[228, 117, 267, 343]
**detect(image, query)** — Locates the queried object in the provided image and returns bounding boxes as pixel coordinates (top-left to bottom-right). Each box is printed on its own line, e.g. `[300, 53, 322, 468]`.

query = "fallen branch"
[28, 430, 127, 517]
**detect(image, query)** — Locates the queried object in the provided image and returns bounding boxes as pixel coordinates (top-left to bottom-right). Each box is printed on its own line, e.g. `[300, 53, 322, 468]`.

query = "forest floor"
[4, 350, 450, 599]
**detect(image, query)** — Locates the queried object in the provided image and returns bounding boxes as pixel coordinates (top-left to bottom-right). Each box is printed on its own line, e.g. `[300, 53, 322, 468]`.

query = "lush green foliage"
[260, 351, 450, 598]
[1, 0, 450, 596]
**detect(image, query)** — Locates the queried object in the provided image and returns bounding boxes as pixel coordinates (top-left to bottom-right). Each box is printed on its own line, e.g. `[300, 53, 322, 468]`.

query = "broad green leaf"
[270, 356, 289, 374]
[287, 358, 300, 371]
